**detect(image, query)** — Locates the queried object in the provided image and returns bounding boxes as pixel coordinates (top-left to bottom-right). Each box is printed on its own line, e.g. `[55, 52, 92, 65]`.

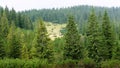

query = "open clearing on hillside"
[45, 22, 66, 40]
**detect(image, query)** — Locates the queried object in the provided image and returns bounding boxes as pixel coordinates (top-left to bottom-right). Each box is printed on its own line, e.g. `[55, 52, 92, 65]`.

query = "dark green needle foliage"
[102, 11, 115, 60]
[36, 19, 53, 61]
[7, 22, 21, 58]
[0, 11, 9, 59]
[64, 15, 83, 60]
[86, 9, 103, 62]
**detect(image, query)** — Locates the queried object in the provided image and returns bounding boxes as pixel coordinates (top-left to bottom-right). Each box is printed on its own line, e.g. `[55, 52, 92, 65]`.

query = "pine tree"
[0, 11, 9, 59]
[29, 37, 37, 59]
[20, 33, 29, 59]
[10, 8, 16, 22]
[102, 11, 115, 60]
[5, 6, 10, 23]
[7, 22, 21, 58]
[86, 9, 102, 62]
[6, 22, 15, 58]
[36, 19, 53, 60]
[24, 16, 33, 29]
[0, 11, 9, 38]
[64, 15, 83, 60]
[0, 7, 4, 17]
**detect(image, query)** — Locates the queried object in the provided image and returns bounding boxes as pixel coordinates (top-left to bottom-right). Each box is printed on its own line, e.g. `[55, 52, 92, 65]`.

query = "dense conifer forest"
[0, 5, 120, 68]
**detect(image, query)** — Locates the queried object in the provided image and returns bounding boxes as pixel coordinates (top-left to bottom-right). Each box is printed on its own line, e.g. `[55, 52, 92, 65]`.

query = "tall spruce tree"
[102, 11, 115, 60]
[36, 19, 53, 60]
[0, 11, 9, 38]
[86, 9, 102, 62]
[7, 22, 21, 58]
[20, 33, 29, 59]
[30, 36, 37, 59]
[64, 15, 83, 60]
[10, 8, 16, 23]
[0, 11, 9, 59]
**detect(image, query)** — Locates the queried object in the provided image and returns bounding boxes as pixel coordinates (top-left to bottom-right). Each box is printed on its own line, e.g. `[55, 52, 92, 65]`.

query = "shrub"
[53, 59, 77, 68]
[78, 58, 96, 68]
[101, 60, 120, 68]
[0, 59, 50, 68]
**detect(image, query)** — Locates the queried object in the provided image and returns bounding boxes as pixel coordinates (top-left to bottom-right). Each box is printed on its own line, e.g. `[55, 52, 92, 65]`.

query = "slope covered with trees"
[22, 5, 120, 24]
[22, 5, 120, 35]
[0, 5, 120, 68]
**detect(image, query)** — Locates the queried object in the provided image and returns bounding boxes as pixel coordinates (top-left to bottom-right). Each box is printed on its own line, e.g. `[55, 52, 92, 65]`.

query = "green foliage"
[53, 38, 65, 62]
[64, 15, 83, 60]
[101, 60, 120, 68]
[22, 6, 120, 25]
[78, 58, 96, 68]
[112, 41, 120, 60]
[0, 7, 33, 29]
[20, 33, 29, 59]
[21, 44, 29, 59]
[0, 6, 120, 68]
[0, 11, 9, 59]
[102, 11, 115, 60]
[86, 9, 102, 62]
[53, 59, 77, 68]
[0, 37, 5, 59]
[36, 19, 53, 60]
[29, 45, 37, 59]
[0, 11, 9, 38]
[22, 6, 120, 35]
[7, 22, 21, 58]
[0, 59, 50, 68]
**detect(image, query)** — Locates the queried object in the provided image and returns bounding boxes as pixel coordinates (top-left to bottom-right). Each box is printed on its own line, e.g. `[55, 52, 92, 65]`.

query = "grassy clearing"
[45, 22, 66, 40]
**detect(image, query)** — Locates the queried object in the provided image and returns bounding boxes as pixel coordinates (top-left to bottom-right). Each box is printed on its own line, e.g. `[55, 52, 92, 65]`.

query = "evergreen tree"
[16, 13, 24, 28]
[36, 19, 53, 60]
[0, 7, 4, 17]
[10, 8, 16, 22]
[0, 11, 9, 38]
[64, 15, 83, 60]
[30, 38, 37, 59]
[20, 33, 29, 59]
[7, 22, 21, 58]
[0, 11, 9, 59]
[24, 16, 33, 29]
[5, 6, 10, 22]
[102, 11, 115, 60]
[86, 9, 102, 62]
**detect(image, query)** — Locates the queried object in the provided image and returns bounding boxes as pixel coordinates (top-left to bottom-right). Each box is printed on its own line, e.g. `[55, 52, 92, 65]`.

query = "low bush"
[101, 60, 120, 68]
[0, 59, 50, 68]
[0, 59, 120, 68]
[53, 59, 77, 68]
[78, 58, 96, 68]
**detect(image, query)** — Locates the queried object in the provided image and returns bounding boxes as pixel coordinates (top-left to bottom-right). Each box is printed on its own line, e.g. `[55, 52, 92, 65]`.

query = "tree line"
[0, 6, 33, 29]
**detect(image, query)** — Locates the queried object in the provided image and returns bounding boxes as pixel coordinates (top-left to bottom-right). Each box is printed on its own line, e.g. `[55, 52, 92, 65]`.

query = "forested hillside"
[22, 5, 120, 24]
[22, 5, 120, 34]
[0, 5, 120, 68]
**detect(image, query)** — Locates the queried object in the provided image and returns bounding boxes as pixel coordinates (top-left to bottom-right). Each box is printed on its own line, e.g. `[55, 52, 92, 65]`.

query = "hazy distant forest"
[0, 5, 120, 68]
